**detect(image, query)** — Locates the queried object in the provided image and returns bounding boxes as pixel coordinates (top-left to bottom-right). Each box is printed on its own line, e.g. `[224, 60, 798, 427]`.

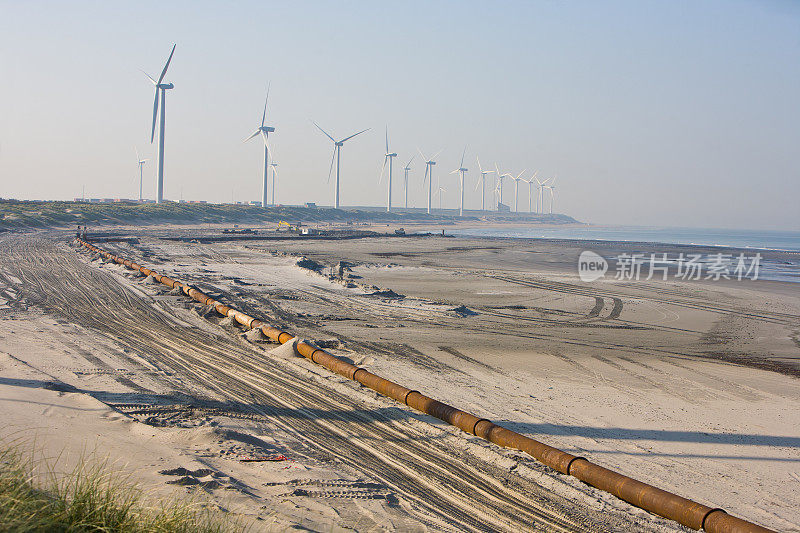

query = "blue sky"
[1, 1, 798, 229]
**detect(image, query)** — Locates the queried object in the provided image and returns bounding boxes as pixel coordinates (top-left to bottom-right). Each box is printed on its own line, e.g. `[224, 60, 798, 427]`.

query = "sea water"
[448, 225, 800, 282]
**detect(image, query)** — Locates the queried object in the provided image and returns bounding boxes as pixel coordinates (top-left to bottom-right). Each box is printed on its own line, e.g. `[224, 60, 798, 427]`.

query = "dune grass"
[0, 442, 243, 533]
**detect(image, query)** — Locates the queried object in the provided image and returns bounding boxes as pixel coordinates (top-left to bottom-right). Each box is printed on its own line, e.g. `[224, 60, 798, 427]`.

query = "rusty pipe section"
[74, 239, 773, 533]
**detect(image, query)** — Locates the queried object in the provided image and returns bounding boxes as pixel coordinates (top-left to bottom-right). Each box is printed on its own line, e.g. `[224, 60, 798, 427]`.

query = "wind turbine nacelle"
[429, 161, 436, 166]
[459, 167, 468, 172]
[386, 152, 397, 157]
[157, 83, 174, 89]
[262, 126, 275, 133]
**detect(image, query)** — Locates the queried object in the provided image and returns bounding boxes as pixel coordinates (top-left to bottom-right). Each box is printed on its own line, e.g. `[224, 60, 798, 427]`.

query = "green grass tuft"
[0, 442, 244, 533]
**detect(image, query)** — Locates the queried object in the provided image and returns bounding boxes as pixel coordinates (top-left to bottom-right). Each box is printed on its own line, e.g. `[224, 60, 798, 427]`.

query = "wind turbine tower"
[245, 86, 275, 208]
[379, 127, 398, 212]
[270, 161, 278, 205]
[450, 147, 468, 216]
[494, 164, 512, 210]
[313, 122, 369, 209]
[402, 156, 414, 209]
[135, 148, 148, 202]
[546, 177, 558, 214]
[434, 186, 446, 210]
[525, 172, 539, 212]
[418, 149, 443, 215]
[475, 157, 494, 212]
[537, 177, 552, 213]
[145, 44, 176, 204]
[510, 169, 527, 213]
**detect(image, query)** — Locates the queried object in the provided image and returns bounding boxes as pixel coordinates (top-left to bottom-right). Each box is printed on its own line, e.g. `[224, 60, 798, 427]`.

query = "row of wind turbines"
[139, 44, 560, 215]
[312, 124, 559, 216]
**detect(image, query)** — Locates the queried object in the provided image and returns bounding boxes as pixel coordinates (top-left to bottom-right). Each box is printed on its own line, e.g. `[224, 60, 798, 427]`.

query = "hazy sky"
[1, 1, 798, 230]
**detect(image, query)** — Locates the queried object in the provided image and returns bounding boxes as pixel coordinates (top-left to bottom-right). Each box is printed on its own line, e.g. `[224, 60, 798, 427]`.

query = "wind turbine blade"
[431, 149, 443, 161]
[135, 146, 140, 161]
[516, 169, 527, 179]
[460, 146, 466, 168]
[423, 165, 429, 186]
[327, 146, 337, 183]
[261, 83, 270, 127]
[476, 156, 483, 173]
[244, 129, 261, 142]
[312, 120, 335, 142]
[379, 156, 388, 184]
[141, 69, 157, 85]
[385, 126, 389, 154]
[417, 147, 428, 161]
[150, 88, 159, 143]
[156, 44, 176, 85]
[405, 155, 414, 168]
[450, 169, 459, 174]
[341, 127, 370, 143]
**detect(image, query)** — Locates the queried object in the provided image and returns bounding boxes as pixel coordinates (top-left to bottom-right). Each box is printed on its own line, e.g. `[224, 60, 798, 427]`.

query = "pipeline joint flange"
[471, 418, 491, 436]
[403, 390, 420, 406]
[701, 508, 727, 531]
[566, 456, 589, 476]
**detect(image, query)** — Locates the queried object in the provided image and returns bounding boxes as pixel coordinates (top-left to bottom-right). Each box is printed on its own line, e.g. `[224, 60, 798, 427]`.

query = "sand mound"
[268, 337, 301, 359]
[191, 304, 217, 319]
[451, 305, 478, 316]
[296, 257, 323, 272]
[315, 339, 341, 349]
[143, 274, 159, 285]
[219, 316, 234, 327]
[244, 327, 267, 342]
[365, 289, 404, 299]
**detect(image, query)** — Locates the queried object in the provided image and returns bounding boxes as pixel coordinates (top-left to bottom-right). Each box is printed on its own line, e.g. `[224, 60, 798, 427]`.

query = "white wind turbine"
[450, 147, 468, 216]
[524, 172, 539, 212]
[545, 176, 558, 214]
[402, 156, 414, 209]
[144, 44, 176, 204]
[475, 157, 494, 212]
[134, 148, 149, 202]
[418, 148, 443, 214]
[313, 122, 370, 209]
[509, 169, 527, 213]
[434, 186, 447, 210]
[536, 176, 551, 214]
[494, 164, 512, 210]
[245, 86, 275, 208]
[270, 161, 278, 205]
[379, 127, 398, 212]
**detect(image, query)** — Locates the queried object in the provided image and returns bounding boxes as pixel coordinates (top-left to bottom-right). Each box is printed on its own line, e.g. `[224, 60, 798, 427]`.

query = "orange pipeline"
[74, 239, 773, 533]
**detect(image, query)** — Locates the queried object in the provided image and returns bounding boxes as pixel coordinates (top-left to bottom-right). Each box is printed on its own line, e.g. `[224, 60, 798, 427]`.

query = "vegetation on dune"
[0, 442, 243, 533]
[0, 199, 577, 231]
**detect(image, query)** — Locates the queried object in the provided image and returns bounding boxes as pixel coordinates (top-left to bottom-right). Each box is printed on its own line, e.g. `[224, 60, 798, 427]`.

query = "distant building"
[497, 202, 510, 212]
[304, 202, 317, 209]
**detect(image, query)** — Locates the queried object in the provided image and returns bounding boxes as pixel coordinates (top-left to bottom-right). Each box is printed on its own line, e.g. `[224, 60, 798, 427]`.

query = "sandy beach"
[1, 225, 798, 531]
